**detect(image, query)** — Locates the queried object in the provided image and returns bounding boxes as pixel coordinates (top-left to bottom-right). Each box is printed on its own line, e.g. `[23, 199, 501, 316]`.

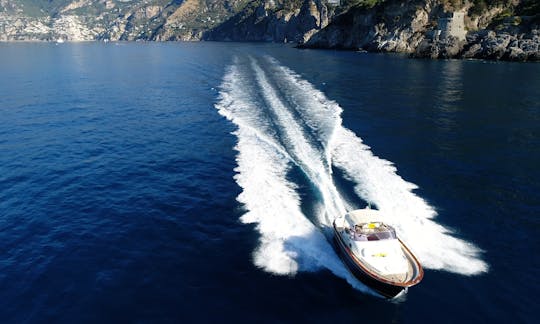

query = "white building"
[438, 11, 467, 41]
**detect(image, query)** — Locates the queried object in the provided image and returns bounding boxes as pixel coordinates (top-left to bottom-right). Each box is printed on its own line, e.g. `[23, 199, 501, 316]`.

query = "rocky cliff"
[0, 0, 252, 41]
[1, 0, 538, 61]
[0, 0, 334, 42]
[0, 0, 331, 43]
[302, 0, 439, 51]
[302, 0, 539, 61]
[203, 0, 334, 43]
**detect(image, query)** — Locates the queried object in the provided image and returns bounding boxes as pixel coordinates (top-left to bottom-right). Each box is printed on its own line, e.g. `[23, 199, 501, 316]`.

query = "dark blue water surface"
[1, 42, 539, 323]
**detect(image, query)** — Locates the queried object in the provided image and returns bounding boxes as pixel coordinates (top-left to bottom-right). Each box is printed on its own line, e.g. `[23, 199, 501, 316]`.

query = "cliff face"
[203, 0, 333, 43]
[1, 0, 538, 61]
[303, 0, 440, 52]
[0, 0, 251, 41]
[0, 0, 333, 42]
[415, 16, 539, 61]
[303, 0, 539, 61]
[153, 0, 252, 41]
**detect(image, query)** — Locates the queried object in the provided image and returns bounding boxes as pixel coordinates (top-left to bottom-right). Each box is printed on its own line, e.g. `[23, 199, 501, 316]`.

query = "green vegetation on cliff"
[1, 0, 538, 61]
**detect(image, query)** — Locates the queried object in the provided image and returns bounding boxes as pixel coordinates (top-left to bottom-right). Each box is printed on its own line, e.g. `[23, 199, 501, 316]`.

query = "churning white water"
[214, 55, 488, 291]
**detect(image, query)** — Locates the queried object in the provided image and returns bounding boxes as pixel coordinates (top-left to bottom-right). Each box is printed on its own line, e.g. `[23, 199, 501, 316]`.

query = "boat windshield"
[351, 222, 397, 241]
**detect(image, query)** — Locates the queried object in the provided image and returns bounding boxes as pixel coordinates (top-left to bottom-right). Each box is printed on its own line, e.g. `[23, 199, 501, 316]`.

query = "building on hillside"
[327, 0, 341, 6]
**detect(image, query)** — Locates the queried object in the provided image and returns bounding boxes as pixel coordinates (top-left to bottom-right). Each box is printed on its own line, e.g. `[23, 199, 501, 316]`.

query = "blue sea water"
[0, 42, 539, 323]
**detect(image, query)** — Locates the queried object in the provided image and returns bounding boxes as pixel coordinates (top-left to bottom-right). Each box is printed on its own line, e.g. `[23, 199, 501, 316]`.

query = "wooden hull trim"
[333, 222, 423, 298]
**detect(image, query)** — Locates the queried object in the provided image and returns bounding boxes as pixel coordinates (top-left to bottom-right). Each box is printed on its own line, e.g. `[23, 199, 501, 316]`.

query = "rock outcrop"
[0, 0, 538, 61]
[302, 0, 440, 52]
[460, 18, 540, 61]
[0, 0, 334, 43]
[0, 0, 251, 41]
[203, 0, 333, 43]
[302, 0, 539, 61]
[154, 0, 252, 41]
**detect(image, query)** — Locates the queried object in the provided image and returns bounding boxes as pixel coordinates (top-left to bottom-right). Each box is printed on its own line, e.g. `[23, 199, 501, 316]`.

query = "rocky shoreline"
[414, 24, 540, 61]
[301, 1, 539, 62]
[1, 0, 538, 62]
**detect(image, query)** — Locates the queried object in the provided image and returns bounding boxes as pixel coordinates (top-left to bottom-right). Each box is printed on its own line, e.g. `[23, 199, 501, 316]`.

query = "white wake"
[215, 56, 488, 291]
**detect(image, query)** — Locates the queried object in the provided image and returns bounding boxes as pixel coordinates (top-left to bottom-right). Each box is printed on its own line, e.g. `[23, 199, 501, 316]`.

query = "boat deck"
[335, 226, 417, 284]
[359, 254, 415, 283]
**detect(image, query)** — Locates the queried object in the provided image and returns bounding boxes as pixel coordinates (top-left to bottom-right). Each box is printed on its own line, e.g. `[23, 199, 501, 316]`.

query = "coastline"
[1, 0, 538, 62]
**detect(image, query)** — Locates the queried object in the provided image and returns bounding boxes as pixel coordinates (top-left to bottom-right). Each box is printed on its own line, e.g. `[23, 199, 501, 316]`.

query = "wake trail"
[215, 55, 488, 291]
[250, 58, 347, 223]
[215, 56, 365, 290]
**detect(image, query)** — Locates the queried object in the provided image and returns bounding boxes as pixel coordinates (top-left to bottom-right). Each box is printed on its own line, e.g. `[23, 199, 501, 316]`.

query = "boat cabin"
[335, 209, 398, 241]
[333, 208, 425, 296]
[351, 222, 397, 241]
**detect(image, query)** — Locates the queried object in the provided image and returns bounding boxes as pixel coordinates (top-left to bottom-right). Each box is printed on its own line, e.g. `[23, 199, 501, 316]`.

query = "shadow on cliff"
[202, 0, 331, 44]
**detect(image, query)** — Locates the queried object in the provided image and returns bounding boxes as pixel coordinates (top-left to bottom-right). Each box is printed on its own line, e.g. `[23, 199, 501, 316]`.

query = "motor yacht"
[333, 208, 423, 298]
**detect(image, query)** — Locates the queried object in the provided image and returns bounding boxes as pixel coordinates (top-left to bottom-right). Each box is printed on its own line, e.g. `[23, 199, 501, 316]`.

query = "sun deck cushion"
[353, 239, 408, 275]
